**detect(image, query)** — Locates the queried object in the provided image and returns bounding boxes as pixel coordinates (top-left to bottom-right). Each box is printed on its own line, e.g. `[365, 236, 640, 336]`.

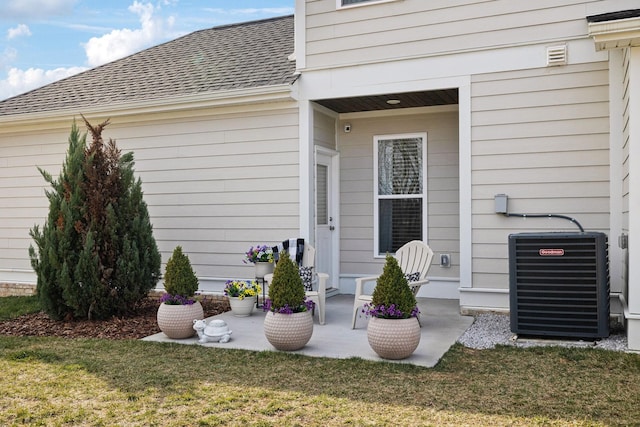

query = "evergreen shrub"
[367, 254, 419, 319]
[265, 251, 312, 314]
[29, 117, 161, 320]
[163, 246, 198, 299]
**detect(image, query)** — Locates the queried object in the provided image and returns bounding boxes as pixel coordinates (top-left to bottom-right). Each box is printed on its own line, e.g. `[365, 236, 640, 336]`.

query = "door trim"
[315, 146, 340, 289]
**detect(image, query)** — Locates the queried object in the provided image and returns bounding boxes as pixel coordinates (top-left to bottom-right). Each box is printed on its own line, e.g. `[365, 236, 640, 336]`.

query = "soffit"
[314, 89, 458, 114]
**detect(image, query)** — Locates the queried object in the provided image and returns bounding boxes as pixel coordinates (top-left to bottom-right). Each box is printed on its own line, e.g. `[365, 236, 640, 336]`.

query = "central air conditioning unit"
[509, 232, 610, 339]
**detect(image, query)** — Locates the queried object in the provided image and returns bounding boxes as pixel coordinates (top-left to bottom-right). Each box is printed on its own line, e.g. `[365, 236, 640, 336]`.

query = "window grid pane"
[378, 199, 423, 253]
[378, 138, 422, 196]
[316, 164, 328, 226]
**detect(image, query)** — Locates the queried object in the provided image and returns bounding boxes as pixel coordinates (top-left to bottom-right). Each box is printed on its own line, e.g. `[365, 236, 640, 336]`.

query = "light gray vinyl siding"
[622, 48, 631, 237]
[470, 62, 610, 290]
[0, 105, 300, 282]
[338, 110, 459, 277]
[621, 48, 631, 298]
[305, 0, 601, 70]
[313, 108, 337, 149]
[0, 129, 70, 273]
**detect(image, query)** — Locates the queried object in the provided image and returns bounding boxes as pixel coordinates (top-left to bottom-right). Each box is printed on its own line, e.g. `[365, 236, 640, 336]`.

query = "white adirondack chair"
[351, 240, 434, 329]
[264, 243, 328, 325]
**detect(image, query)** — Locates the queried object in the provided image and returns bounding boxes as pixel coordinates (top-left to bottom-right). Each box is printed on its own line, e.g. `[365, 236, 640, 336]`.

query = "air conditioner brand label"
[539, 249, 565, 256]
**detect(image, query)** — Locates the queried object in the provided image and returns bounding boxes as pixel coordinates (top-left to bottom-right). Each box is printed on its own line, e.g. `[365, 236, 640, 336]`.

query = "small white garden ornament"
[193, 319, 232, 343]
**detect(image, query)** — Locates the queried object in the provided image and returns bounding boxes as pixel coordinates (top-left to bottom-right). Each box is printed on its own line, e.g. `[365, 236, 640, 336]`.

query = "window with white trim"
[374, 133, 427, 255]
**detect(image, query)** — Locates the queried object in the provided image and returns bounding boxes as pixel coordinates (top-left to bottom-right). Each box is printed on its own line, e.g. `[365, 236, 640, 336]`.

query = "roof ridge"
[191, 13, 294, 34]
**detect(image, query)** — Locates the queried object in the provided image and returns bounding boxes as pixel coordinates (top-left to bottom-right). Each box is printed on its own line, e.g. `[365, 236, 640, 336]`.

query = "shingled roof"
[0, 15, 297, 116]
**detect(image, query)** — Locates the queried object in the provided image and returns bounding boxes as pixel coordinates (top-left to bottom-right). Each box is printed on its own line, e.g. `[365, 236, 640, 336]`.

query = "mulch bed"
[0, 297, 230, 340]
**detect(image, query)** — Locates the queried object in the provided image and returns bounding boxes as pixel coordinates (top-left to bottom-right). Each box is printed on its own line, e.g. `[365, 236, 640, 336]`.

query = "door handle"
[329, 226, 335, 231]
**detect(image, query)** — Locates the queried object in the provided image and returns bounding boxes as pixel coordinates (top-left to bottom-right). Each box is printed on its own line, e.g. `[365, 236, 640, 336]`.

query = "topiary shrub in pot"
[157, 246, 203, 339]
[364, 254, 421, 360]
[263, 251, 314, 351]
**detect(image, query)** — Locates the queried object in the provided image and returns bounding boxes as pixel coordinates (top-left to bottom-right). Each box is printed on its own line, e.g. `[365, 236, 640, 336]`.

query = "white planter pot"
[228, 296, 256, 317]
[263, 310, 313, 351]
[367, 316, 421, 360]
[254, 261, 274, 279]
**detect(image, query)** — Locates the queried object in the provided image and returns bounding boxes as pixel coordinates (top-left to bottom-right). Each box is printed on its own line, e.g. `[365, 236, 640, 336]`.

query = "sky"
[0, 0, 294, 101]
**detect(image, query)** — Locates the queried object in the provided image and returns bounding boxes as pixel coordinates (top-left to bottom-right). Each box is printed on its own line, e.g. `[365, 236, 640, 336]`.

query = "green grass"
[1, 296, 639, 426]
[0, 295, 40, 320]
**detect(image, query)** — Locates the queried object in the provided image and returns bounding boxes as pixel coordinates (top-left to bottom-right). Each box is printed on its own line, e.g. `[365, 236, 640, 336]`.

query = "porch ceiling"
[314, 88, 459, 113]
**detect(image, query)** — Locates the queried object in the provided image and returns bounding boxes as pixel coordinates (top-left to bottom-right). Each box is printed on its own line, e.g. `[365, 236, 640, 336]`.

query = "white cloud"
[0, 66, 86, 100]
[7, 24, 31, 39]
[83, 1, 175, 67]
[0, 0, 77, 20]
[2, 47, 17, 65]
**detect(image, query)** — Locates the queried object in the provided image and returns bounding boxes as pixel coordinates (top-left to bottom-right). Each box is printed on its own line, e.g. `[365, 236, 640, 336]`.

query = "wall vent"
[546, 45, 567, 66]
[509, 232, 609, 339]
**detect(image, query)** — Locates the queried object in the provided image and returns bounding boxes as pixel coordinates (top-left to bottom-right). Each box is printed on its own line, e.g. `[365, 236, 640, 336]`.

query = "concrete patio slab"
[143, 294, 474, 367]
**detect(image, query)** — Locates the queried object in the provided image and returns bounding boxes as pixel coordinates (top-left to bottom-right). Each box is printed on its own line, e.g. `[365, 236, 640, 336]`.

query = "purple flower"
[363, 303, 419, 319]
[263, 297, 315, 314]
[160, 293, 196, 305]
[224, 279, 261, 298]
[243, 245, 274, 264]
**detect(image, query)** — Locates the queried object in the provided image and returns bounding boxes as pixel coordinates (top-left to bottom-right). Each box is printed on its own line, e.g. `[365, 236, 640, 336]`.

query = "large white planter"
[228, 296, 256, 317]
[157, 301, 204, 339]
[254, 261, 274, 279]
[367, 316, 421, 360]
[263, 310, 313, 351]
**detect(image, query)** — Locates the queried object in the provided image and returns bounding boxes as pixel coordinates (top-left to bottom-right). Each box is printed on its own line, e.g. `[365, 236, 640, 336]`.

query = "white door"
[316, 150, 338, 288]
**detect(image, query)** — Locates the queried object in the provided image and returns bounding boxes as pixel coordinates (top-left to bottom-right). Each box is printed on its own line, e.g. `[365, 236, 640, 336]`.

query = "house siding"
[0, 128, 70, 275]
[470, 62, 611, 290]
[622, 48, 631, 237]
[313, 108, 337, 150]
[304, 0, 613, 70]
[0, 103, 300, 286]
[338, 109, 459, 277]
[621, 47, 631, 297]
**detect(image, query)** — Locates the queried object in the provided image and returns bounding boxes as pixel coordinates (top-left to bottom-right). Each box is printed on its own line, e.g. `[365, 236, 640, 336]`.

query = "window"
[374, 134, 427, 255]
[338, 0, 400, 9]
[316, 164, 328, 226]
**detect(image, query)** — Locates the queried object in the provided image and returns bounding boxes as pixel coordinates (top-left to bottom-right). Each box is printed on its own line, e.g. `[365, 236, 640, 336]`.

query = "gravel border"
[457, 313, 629, 352]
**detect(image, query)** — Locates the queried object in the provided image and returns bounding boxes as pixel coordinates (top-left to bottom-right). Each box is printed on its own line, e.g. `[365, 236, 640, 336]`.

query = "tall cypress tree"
[29, 117, 161, 320]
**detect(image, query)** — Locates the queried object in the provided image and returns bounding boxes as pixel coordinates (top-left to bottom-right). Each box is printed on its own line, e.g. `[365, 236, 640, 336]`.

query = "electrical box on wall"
[495, 194, 508, 214]
[440, 254, 451, 268]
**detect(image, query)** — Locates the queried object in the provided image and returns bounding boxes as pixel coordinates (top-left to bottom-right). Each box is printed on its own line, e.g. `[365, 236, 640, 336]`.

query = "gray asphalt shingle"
[0, 15, 296, 116]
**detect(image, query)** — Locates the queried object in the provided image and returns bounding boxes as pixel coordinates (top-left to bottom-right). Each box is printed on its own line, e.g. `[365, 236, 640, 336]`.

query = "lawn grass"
[1, 297, 639, 426]
[0, 295, 40, 320]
